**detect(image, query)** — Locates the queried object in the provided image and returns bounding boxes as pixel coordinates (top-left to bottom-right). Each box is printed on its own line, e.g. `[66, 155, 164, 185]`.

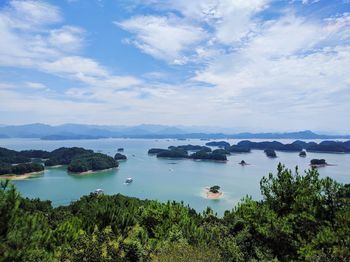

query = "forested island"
[44, 147, 94, 166]
[0, 163, 44, 178]
[149, 145, 227, 161]
[0, 147, 119, 177]
[0, 147, 46, 177]
[149, 140, 350, 162]
[0, 164, 349, 261]
[41, 147, 118, 173]
[299, 150, 307, 157]
[310, 159, 328, 167]
[206, 140, 350, 153]
[67, 153, 118, 173]
[264, 149, 277, 158]
[206, 185, 223, 199]
[114, 153, 127, 160]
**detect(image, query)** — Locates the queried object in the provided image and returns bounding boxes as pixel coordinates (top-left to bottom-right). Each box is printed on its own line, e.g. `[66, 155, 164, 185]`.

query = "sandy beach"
[47, 165, 63, 168]
[70, 167, 116, 176]
[203, 187, 224, 200]
[206, 191, 223, 199]
[0, 171, 44, 180]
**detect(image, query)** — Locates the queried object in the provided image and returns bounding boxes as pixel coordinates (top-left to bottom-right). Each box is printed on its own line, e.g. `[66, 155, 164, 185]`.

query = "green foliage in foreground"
[0, 164, 349, 261]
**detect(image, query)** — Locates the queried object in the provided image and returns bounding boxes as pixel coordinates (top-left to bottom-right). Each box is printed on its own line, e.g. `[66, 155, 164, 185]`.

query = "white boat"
[125, 177, 133, 184]
[94, 188, 104, 194]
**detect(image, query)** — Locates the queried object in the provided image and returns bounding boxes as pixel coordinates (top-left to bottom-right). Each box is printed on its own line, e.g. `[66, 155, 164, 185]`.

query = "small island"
[206, 185, 223, 199]
[264, 149, 277, 158]
[117, 148, 124, 152]
[299, 151, 307, 157]
[310, 159, 327, 167]
[239, 160, 248, 166]
[114, 153, 127, 160]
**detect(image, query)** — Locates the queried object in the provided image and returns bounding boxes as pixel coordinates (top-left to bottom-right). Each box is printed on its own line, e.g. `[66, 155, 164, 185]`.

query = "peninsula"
[0, 147, 120, 176]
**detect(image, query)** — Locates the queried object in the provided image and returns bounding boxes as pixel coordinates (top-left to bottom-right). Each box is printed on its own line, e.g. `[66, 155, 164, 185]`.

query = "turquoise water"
[1, 138, 350, 215]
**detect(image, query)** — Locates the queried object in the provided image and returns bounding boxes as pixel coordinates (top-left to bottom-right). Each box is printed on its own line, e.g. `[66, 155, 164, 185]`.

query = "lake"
[1, 138, 350, 216]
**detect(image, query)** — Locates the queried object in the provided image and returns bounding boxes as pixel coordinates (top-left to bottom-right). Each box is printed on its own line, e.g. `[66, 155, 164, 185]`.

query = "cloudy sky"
[0, 0, 349, 132]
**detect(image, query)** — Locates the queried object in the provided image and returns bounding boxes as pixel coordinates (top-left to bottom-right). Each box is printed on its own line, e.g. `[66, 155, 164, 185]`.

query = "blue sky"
[0, 0, 349, 132]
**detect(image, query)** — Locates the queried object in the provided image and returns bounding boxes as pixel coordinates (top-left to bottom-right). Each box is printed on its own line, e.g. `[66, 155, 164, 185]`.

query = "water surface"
[1, 138, 349, 215]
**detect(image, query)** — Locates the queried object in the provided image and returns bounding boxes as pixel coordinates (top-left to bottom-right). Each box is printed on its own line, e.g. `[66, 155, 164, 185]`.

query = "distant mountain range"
[0, 124, 349, 140]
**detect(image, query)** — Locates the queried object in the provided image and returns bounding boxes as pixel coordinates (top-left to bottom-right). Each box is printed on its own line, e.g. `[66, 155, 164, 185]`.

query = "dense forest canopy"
[150, 145, 228, 161]
[264, 149, 277, 158]
[310, 159, 327, 165]
[0, 147, 119, 175]
[0, 164, 349, 261]
[205, 141, 230, 148]
[156, 148, 188, 158]
[0, 147, 31, 164]
[189, 150, 227, 161]
[206, 140, 350, 153]
[44, 147, 94, 166]
[148, 148, 168, 154]
[68, 153, 118, 173]
[0, 163, 44, 176]
[114, 153, 127, 160]
[169, 145, 212, 152]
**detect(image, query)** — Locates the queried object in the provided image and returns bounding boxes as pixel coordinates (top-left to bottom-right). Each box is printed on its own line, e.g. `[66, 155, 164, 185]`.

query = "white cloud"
[25, 82, 47, 89]
[138, 0, 269, 44]
[170, 0, 269, 44]
[117, 0, 271, 64]
[0, 1, 141, 95]
[48, 26, 85, 52]
[116, 15, 207, 64]
[41, 56, 142, 90]
[5, 0, 62, 30]
[0, 0, 70, 67]
[242, 15, 324, 57]
[191, 11, 350, 130]
[1, 0, 350, 131]
[41, 56, 107, 77]
[301, 0, 320, 4]
[0, 83, 14, 89]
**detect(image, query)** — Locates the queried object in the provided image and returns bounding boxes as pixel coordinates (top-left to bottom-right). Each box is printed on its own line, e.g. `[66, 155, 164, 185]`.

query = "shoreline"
[204, 187, 224, 200]
[70, 167, 116, 176]
[310, 163, 335, 168]
[206, 191, 223, 200]
[0, 171, 44, 180]
[192, 159, 227, 163]
[46, 165, 64, 168]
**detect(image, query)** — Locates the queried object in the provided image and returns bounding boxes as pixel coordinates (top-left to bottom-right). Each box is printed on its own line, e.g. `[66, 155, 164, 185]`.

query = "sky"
[0, 0, 349, 132]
